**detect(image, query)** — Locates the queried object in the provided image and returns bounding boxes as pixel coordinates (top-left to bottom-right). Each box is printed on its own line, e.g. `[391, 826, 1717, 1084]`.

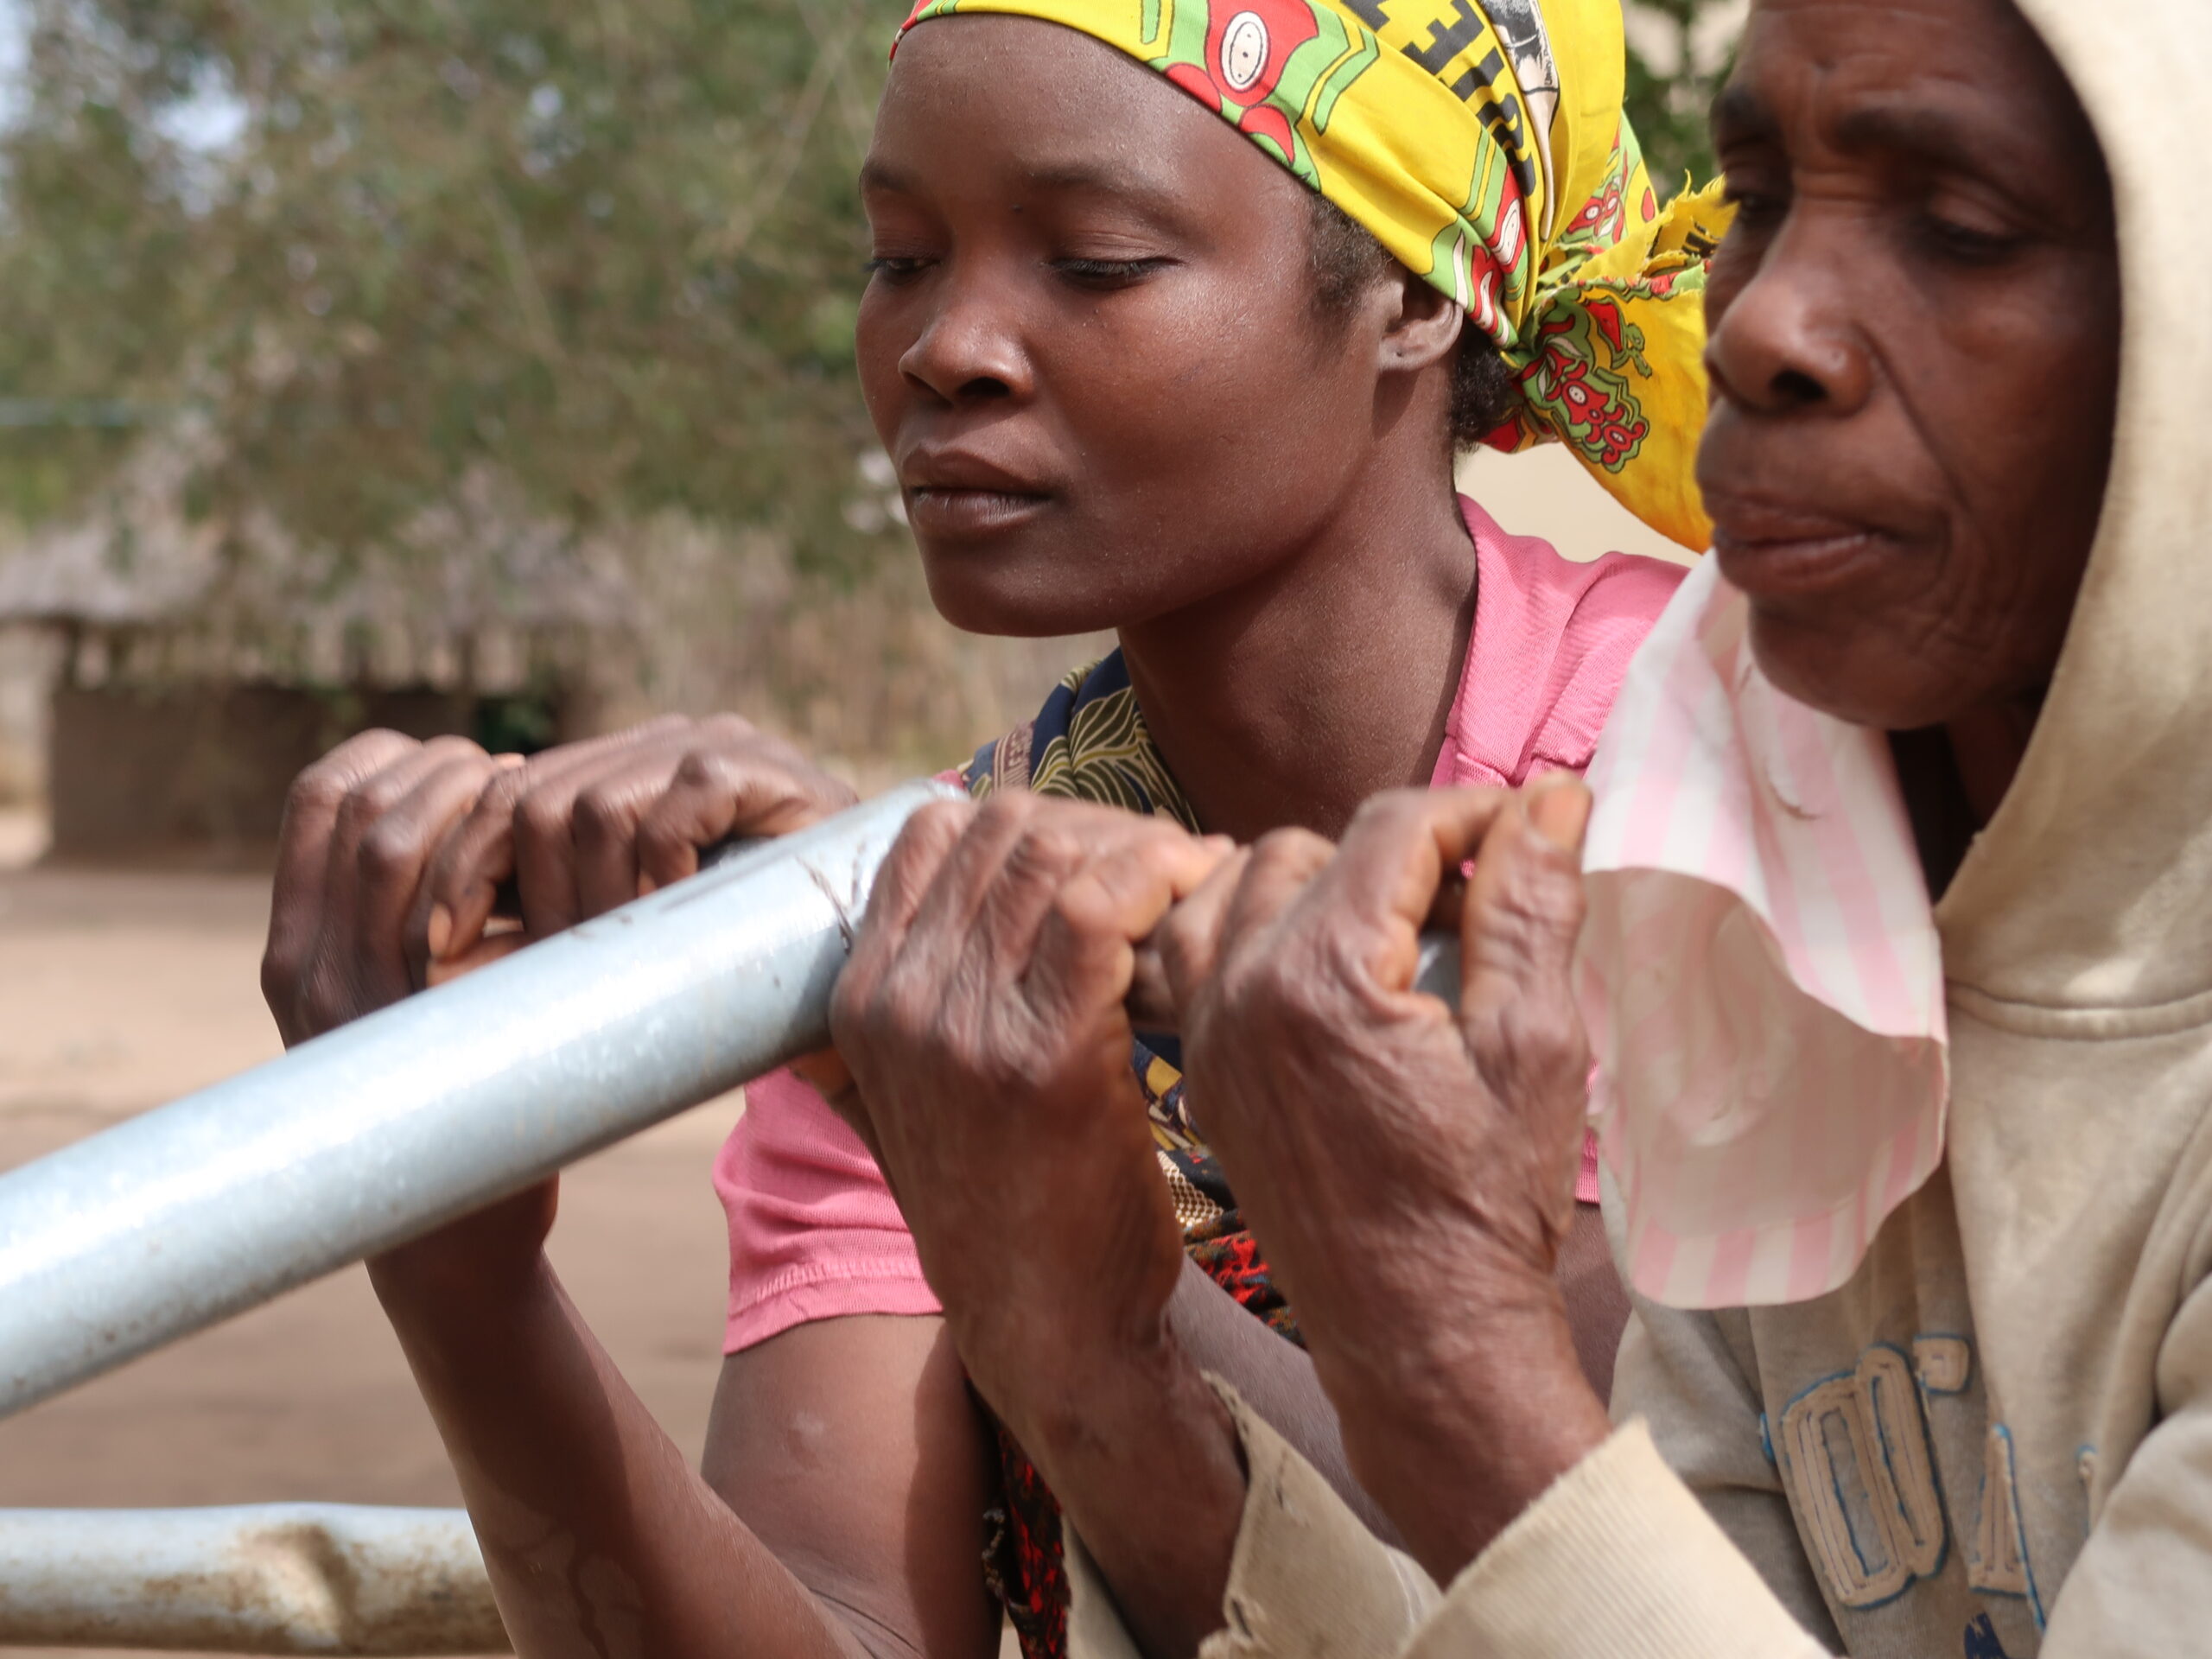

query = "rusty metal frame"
[0, 1504, 503, 1653]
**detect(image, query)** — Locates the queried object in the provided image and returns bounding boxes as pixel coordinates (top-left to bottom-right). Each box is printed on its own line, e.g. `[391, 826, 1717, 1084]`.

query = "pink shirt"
[714, 497, 1688, 1352]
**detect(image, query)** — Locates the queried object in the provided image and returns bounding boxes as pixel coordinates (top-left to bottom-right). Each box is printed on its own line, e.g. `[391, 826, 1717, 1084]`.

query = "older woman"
[826, 0, 2212, 1653]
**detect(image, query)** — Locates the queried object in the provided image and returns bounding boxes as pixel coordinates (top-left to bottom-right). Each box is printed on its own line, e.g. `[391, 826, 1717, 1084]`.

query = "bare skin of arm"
[373, 1220, 1000, 1659]
[267, 724, 1002, 1659]
[267, 725, 1398, 1659]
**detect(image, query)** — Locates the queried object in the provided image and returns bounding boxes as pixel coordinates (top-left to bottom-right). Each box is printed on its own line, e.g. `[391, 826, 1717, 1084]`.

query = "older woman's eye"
[1916, 211, 2028, 265]
[1719, 177, 1788, 232]
[1050, 256, 1175, 289]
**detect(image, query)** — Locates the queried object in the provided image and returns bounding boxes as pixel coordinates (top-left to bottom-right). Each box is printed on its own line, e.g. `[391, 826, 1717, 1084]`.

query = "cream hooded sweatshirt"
[1062, 3, 2212, 1656]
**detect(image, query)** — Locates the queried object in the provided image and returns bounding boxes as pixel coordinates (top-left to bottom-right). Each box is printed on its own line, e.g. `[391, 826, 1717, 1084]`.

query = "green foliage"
[0, 0, 1743, 585]
[0, 0, 911, 570]
[1622, 0, 1735, 196]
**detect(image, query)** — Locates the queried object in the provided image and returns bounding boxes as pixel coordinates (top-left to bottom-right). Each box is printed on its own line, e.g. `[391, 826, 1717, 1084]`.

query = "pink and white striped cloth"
[1578, 556, 1950, 1309]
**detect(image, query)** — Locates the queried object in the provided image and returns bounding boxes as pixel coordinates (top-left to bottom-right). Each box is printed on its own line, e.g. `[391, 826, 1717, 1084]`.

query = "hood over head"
[1577, 0, 2212, 1308]
[1937, 0, 2212, 1012]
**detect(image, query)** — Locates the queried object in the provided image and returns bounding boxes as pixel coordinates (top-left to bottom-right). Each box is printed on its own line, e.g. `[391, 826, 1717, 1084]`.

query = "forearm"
[1166, 1257, 1396, 1541]
[1322, 1281, 1611, 1587]
[1001, 1329, 1246, 1659]
[372, 1252, 865, 1659]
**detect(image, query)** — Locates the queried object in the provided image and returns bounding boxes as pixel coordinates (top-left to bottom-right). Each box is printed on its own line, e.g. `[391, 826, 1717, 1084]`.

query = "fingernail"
[494, 753, 527, 770]
[637, 873, 658, 898]
[1529, 780, 1592, 851]
[425, 904, 453, 958]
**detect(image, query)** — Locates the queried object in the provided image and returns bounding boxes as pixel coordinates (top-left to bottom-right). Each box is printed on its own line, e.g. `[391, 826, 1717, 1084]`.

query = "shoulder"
[1464, 493, 1688, 662]
[1447, 495, 1692, 786]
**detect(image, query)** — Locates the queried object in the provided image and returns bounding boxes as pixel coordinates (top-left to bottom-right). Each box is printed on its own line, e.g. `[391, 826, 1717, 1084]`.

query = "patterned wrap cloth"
[894, 0, 1732, 550]
[963, 655, 1299, 1659]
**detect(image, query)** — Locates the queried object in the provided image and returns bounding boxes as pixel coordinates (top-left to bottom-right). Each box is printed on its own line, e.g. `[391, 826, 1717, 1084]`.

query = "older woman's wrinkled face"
[1699, 0, 2120, 730]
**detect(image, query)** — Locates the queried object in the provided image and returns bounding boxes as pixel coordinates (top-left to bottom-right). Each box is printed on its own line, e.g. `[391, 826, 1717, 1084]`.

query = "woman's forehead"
[1725, 0, 2103, 197]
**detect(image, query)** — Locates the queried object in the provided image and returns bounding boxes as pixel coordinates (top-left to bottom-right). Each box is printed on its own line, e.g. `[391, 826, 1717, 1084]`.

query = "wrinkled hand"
[262, 729, 516, 1047]
[825, 793, 1248, 1658]
[260, 715, 853, 1294]
[407, 714, 856, 984]
[259, 728, 556, 1291]
[1156, 779, 1610, 1581]
[827, 793, 1232, 1385]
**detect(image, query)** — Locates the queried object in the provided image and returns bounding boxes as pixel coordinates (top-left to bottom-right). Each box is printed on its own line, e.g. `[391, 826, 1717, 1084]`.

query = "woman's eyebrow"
[1014, 158, 1194, 224]
[1829, 101, 2016, 181]
[1709, 83, 1777, 150]
[859, 158, 920, 195]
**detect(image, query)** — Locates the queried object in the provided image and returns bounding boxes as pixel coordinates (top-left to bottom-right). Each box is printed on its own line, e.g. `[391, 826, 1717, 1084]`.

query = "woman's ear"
[1376, 266, 1465, 375]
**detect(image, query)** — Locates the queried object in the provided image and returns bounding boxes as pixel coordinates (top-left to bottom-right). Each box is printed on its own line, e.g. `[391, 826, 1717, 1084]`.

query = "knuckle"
[977, 790, 1036, 833]
[259, 944, 299, 1009]
[1350, 787, 1424, 834]
[671, 747, 728, 790]
[515, 789, 572, 844]
[1254, 825, 1329, 868]
[700, 711, 763, 746]
[356, 815, 423, 881]
[571, 784, 630, 840]
[283, 765, 352, 819]
[908, 798, 973, 842]
[1491, 857, 1586, 946]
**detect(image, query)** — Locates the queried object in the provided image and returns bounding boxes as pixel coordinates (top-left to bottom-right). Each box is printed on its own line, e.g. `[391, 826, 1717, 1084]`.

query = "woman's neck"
[1115, 473, 1477, 846]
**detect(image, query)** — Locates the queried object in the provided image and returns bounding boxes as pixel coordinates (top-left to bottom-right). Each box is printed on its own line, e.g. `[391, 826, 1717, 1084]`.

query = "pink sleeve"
[1438, 495, 1689, 791]
[714, 1067, 940, 1354]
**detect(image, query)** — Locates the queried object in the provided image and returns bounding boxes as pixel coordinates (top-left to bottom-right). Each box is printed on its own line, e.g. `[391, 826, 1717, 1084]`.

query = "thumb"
[1458, 776, 1590, 1033]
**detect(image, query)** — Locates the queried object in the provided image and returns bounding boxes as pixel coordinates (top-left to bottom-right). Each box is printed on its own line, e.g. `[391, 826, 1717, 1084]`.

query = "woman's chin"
[916, 557, 1120, 640]
[1745, 611, 1963, 734]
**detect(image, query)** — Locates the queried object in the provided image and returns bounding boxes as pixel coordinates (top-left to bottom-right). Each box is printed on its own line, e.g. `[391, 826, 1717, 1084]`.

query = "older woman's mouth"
[1707, 496, 1902, 603]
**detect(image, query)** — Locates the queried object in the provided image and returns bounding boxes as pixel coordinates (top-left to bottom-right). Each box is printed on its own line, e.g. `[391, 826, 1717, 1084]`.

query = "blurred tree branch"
[0, 0, 1743, 588]
[0, 0, 905, 574]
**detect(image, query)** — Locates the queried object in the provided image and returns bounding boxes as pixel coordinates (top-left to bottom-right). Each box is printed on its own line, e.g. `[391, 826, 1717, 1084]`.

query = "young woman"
[259, 2, 1722, 1655]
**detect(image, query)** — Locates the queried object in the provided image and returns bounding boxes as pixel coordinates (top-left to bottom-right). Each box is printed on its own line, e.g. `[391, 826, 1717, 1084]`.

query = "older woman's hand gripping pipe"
[821, 794, 1284, 1659]
[1156, 777, 1616, 1587]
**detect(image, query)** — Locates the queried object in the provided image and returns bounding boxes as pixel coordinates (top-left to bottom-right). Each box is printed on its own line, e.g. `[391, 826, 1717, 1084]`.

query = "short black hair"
[1306, 191, 1517, 448]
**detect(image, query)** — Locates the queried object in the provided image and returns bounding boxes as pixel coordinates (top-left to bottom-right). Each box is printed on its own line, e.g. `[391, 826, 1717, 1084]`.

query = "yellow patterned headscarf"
[897, 0, 1730, 550]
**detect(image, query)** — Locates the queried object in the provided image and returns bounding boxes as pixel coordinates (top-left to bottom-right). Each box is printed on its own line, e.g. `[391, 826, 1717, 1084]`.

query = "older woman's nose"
[1703, 241, 1872, 419]
[898, 271, 1033, 407]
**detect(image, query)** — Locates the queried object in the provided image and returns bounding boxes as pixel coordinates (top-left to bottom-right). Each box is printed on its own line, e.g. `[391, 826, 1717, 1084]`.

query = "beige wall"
[0, 626, 61, 805]
[1457, 442, 1700, 567]
[47, 683, 480, 864]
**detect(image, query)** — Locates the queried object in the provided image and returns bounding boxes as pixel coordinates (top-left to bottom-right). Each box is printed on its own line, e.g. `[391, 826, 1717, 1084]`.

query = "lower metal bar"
[0, 1504, 503, 1653]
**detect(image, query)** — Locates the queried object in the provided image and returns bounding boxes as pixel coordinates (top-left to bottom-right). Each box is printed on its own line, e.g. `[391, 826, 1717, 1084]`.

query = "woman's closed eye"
[864, 254, 938, 285]
[1049, 254, 1178, 290]
[1911, 194, 2032, 267]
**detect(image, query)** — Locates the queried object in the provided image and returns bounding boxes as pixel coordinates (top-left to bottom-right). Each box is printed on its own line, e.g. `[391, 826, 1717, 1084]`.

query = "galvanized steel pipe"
[0, 779, 962, 1420]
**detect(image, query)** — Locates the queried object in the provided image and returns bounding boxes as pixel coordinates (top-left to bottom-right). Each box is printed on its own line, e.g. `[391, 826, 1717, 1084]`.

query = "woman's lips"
[903, 485, 1052, 537]
[1707, 499, 1899, 603]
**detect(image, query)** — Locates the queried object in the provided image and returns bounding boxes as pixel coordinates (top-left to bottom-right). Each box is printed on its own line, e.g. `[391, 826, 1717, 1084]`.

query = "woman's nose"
[899, 272, 1033, 406]
[1704, 225, 1873, 417]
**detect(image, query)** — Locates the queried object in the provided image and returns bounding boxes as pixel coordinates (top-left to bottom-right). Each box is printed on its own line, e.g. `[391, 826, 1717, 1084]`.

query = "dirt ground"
[0, 810, 743, 1656]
